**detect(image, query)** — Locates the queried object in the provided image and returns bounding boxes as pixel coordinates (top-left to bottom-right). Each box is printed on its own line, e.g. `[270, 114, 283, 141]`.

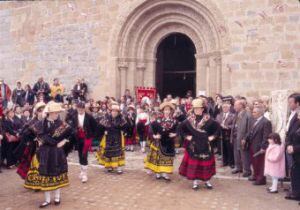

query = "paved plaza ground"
[0, 150, 299, 210]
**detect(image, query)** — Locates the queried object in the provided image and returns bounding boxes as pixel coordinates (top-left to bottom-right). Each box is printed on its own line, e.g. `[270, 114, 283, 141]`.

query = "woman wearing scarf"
[145, 101, 177, 181]
[35, 101, 72, 208]
[96, 103, 127, 174]
[179, 98, 220, 190]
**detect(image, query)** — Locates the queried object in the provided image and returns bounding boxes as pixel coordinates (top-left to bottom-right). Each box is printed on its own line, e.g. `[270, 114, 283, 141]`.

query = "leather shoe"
[231, 169, 242, 174]
[242, 172, 252, 178]
[285, 195, 300, 201]
[54, 200, 61, 206]
[253, 181, 266, 186]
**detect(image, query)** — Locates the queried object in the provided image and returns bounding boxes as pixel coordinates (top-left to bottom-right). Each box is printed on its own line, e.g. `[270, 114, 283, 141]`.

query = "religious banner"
[135, 87, 157, 103]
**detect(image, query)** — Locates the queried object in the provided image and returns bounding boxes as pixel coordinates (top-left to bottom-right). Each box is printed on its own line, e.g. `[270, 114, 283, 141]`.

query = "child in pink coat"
[264, 133, 286, 193]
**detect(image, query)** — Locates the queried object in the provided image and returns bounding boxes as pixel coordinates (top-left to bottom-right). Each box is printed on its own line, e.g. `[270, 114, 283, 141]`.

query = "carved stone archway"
[112, 0, 230, 98]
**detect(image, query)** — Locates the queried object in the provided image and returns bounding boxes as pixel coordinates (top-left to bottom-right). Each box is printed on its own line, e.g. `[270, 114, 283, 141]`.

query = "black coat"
[179, 114, 220, 160]
[65, 111, 98, 139]
[286, 114, 300, 145]
[12, 88, 25, 106]
[37, 119, 72, 176]
[289, 127, 300, 164]
[124, 113, 136, 138]
[151, 118, 177, 156]
[246, 117, 272, 153]
[24, 90, 35, 105]
[13, 118, 39, 161]
[98, 114, 127, 158]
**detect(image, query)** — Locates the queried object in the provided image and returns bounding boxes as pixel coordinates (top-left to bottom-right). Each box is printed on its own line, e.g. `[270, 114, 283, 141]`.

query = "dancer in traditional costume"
[96, 103, 127, 174]
[14, 102, 46, 190]
[145, 102, 177, 181]
[36, 101, 72, 208]
[179, 98, 220, 190]
[124, 104, 136, 152]
[65, 102, 98, 183]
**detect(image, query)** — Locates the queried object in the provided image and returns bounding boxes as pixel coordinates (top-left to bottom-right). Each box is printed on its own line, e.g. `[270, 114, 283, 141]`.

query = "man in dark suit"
[247, 106, 272, 185]
[72, 79, 88, 102]
[65, 102, 98, 183]
[12, 81, 25, 107]
[32, 77, 51, 102]
[286, 94, 300, 171]
[285, 94, 300, 201]
[216, 103, 235, 168]
[231, 99, 252, 177]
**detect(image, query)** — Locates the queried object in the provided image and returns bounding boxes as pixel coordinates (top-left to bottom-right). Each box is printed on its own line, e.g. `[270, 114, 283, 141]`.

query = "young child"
[264, 133, 285, 193]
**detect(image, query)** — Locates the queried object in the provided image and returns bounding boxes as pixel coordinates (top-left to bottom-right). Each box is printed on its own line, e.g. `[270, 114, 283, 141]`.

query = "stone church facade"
[0, 0, 299, 98]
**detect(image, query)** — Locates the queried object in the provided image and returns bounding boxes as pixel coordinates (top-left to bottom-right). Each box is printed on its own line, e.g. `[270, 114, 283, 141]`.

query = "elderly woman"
[145, 101, 178, 181]
[35, 101, 72, 208]
[96, 103, 127, 174]
[179, 98, 220, 190]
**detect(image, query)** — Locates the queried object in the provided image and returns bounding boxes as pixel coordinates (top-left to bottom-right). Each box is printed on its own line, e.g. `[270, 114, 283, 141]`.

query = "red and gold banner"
[135, 87, 157, 103]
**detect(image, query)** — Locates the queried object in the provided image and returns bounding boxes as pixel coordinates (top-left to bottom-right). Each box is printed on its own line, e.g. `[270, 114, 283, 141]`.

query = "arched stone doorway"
[156, 33, 196, 98]
[111, 0, 230, 98]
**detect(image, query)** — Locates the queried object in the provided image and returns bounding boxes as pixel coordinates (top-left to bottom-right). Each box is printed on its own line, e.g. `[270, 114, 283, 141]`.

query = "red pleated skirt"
[179, 150, 216, 181]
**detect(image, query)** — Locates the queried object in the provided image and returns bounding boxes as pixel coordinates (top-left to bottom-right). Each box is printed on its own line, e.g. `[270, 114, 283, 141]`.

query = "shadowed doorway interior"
[156, 33, 196, 98]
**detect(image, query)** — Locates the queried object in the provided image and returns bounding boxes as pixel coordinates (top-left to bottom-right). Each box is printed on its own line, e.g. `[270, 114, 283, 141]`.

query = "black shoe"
[253, 181, 266, 186]
[39, 202, 50, 208]
[192, 185, 200, 190]
[54, 200, 61, 206]
[268, 190, 278, 194]
[205, 183, 213, 190]
[230, 165, 235, 169]
[285, 195, 300, 201]
[242, 172, 251, 178]
[162, 176, 171, 182]
[231, 169, 242, 174]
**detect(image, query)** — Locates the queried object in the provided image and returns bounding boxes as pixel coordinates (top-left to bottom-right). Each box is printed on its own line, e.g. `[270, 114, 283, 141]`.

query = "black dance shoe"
[39, 202, 50, 208]
[205, 183, 213, 190]
[54, 199, 61, 206]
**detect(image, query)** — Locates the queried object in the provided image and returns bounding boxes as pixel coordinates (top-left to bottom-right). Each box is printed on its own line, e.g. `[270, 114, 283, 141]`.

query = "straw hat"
[44, 101, 64, 113]
[159, 101, 175, 111]
[34, 102, 46, 113]
[192, 98, 205, 108]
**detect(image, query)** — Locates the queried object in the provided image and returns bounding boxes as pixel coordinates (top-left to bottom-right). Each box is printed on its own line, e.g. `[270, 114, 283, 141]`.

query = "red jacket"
[0, 84, 12, 101]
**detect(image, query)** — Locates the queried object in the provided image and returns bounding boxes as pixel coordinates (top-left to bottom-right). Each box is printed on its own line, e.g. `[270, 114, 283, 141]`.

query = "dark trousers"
[78, 139, 88, 165]
[3, 141, 18, 167]
[250, 148, 266, 184]
[223, 140, 234, 166]
[291, 162, 300, 197]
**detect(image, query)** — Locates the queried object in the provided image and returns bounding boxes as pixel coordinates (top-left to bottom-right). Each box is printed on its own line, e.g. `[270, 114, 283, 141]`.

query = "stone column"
[118, 61, 128, 97]
[215, 55, 222, 93]
[195, 54, 208, 96]
[136, 62, 146, 87]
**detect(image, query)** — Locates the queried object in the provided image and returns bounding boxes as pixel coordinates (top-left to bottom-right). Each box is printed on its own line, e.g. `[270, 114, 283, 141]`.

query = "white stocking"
[45, 191, 51, 203]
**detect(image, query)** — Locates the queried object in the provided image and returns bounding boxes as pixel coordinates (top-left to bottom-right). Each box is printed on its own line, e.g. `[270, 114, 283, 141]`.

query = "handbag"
[5, 133, 19, 142]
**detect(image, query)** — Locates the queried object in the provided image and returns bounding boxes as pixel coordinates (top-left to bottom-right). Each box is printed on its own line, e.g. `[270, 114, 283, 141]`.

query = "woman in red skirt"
[179, 98, 220, 190]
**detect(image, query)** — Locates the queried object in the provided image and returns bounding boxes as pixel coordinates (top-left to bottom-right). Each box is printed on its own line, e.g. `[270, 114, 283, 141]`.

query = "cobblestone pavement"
[0, 149, 299, 210]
